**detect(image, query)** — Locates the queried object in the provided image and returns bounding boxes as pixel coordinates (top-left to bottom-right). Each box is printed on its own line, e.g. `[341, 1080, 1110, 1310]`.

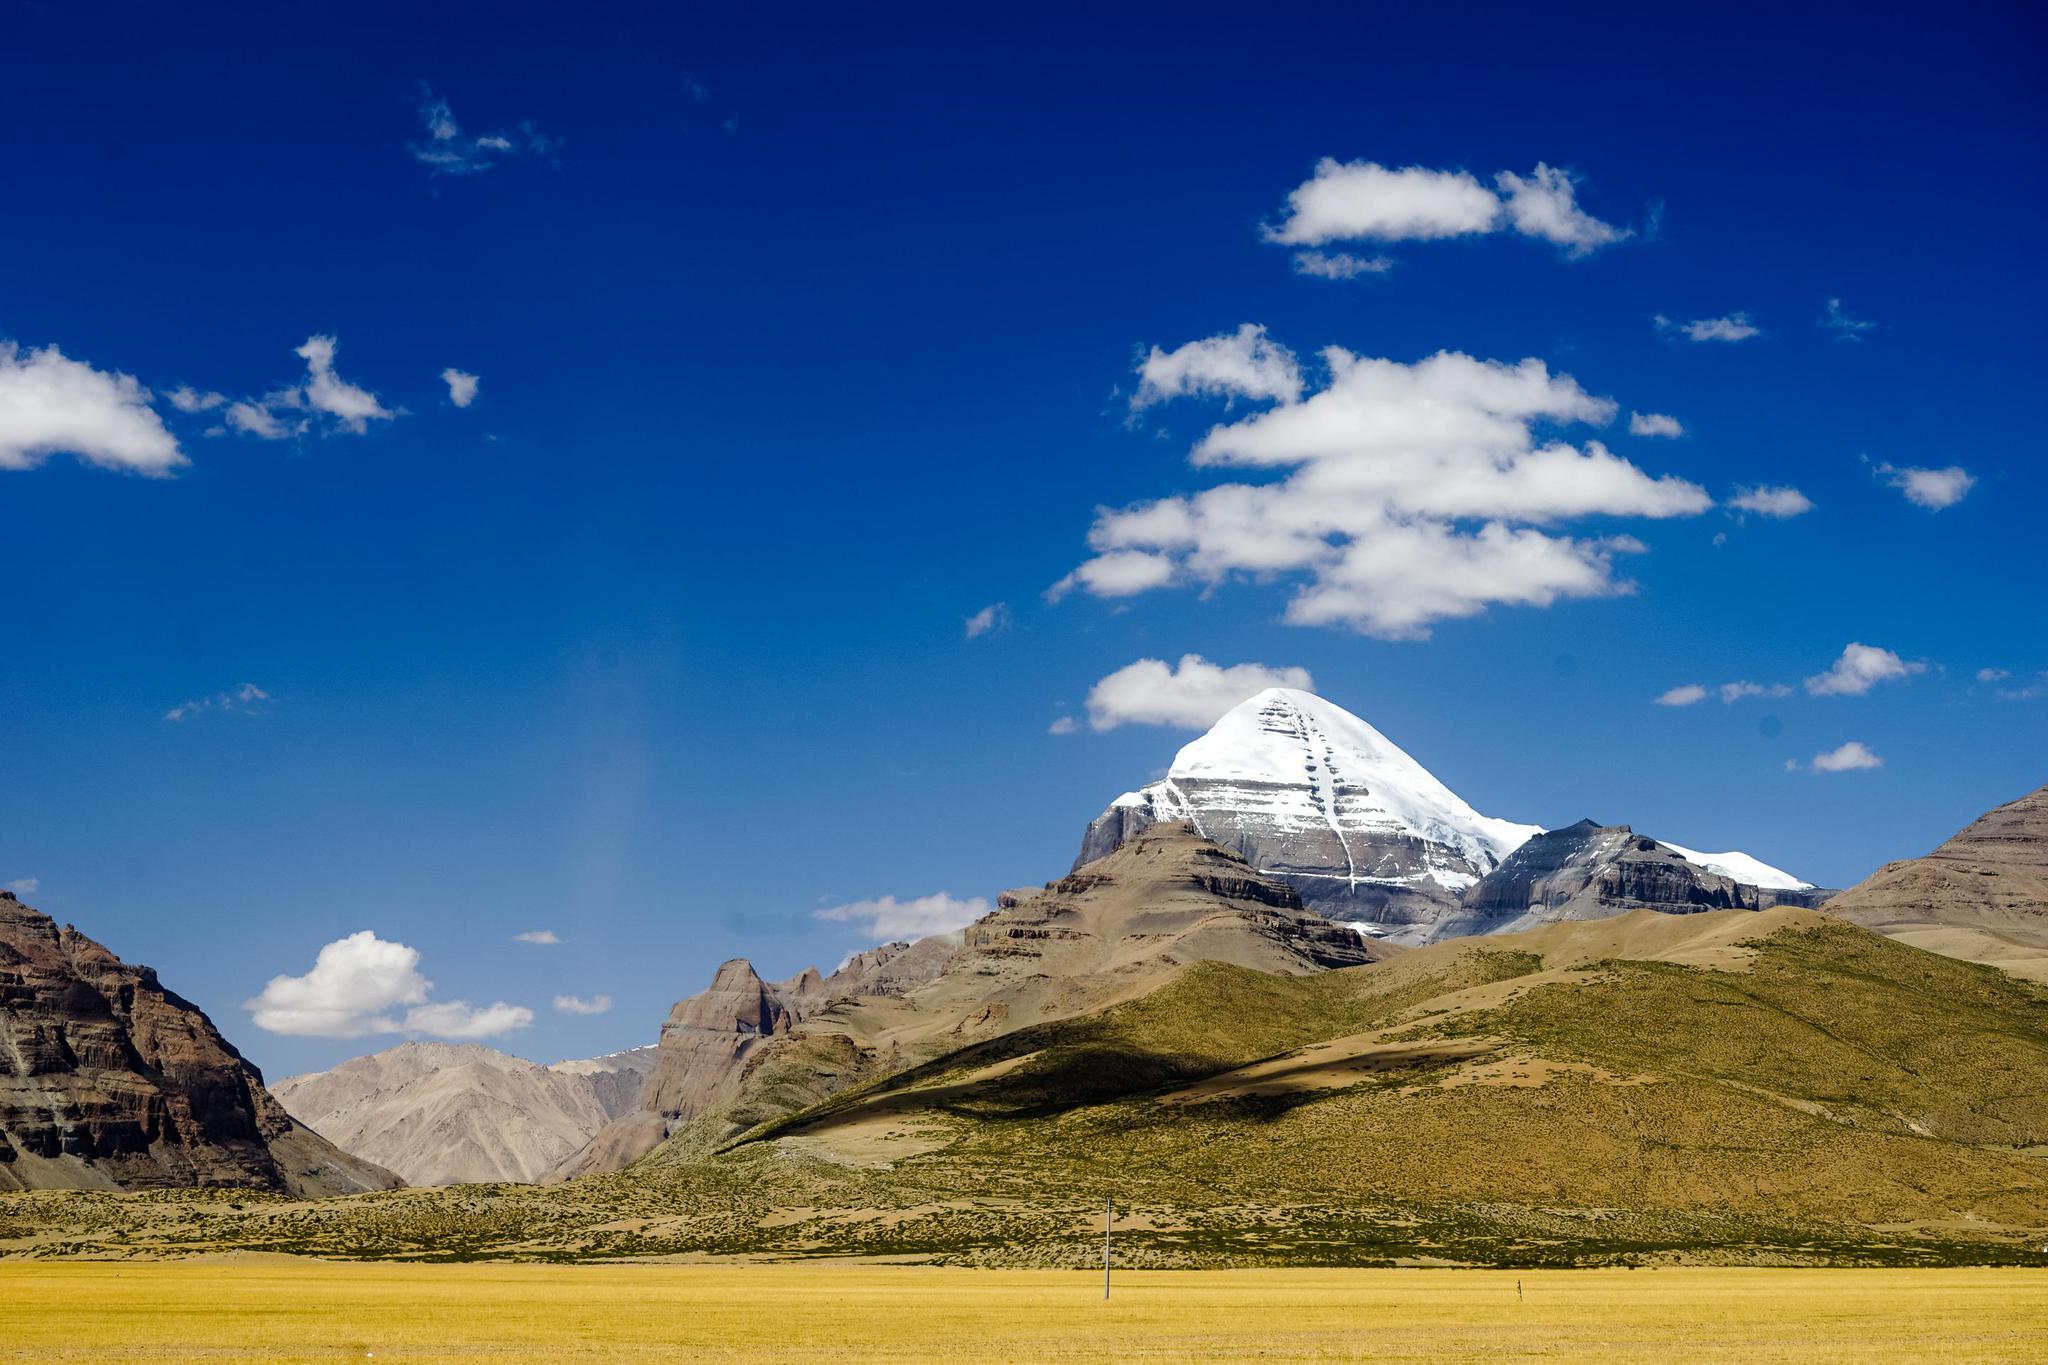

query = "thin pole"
[1104, 1195, 1111, 1300]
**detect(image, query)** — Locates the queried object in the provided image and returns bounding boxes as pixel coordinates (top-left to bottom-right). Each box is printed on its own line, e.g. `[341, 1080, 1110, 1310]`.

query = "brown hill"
[1825, 783, 2048, 983]
[560, 823, 1383, 1178]
[0, 891, 398, 1196]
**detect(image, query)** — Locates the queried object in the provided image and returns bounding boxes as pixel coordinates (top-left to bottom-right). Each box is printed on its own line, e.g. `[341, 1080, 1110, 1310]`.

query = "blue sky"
[3, 4, 2043, 1075]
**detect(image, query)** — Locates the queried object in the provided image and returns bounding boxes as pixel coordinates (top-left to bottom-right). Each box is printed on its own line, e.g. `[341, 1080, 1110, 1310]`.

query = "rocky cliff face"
[553, 959, 855, 1181]
[0, 891, 398, 1196]
[1825, 783, 2048, 982]
[272, 1042, 657, 1187]
[1442, 819, 1825, 938]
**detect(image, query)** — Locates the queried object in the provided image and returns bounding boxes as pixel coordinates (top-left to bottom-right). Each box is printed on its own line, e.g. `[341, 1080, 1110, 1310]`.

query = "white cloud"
[1820, 298, 1876, 341]
[245, 931, 429, 1038]
[1657, 313, 1761, 343]
[297, 336, 392, 433]
[1976, 667, 2010, 684]
[246, 929, 532, 1038]
[512, 930, 560, 945]
[552, 994, 612, 1016]
[1133, 324, 1303, 408]
[224, 397, 298, 440]
[166, 385, 227, 413]
[1728, 485, 1814, 518]
[1265, 160, 1501, 245]
[1082, 655, 1315, 732]
[1997, 673, 2047, 702]
[441, 368, 480, 408]
[1718, 680, 1792, 702]
[403, 1001, 536, 1039]
[1656, 680, 1791, 706]
[1494, 164, 1630, 256]
[409, 86, 558, 176]
[1807, 740, 1883, 773]
[222, 336, 394, 441]
[0, 341, 185, 474]
[1064, 339, 1713, 638]
[1047, 715, 1079, 735]
[1804, 643, 1925, 697]
[1629, 411, 1683, 438]
[164, 682, 270, 722]
[1264, 159, 1628, 259]
[1875, 462, 1974, 511]
[1291, 250, 1394, 280]
[5, 877, 37, 895]
[1047, 549, 1178, 602]
[815, 893, 990, 940]
[964, 602, 1011, 639]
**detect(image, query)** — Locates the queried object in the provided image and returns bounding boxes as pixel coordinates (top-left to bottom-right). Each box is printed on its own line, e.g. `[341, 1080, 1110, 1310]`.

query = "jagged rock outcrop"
[1441, 820, 1828, 939]
[272, 1042, 656, 1187]
[1826, 783, 2048, 982]
[552, 960, 841, 1180]
[562, 823, 1390, 1179]
[0, 891, 398, 1196]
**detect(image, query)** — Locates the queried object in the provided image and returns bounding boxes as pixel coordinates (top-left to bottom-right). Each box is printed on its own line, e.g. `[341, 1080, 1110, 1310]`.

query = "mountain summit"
[1076, 687, 1812, 940]
[1077, 688, 1540, 927]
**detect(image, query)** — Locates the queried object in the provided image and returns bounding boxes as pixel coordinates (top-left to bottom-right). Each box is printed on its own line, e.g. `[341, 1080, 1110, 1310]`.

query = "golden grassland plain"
[1, 1261, 2042, 1364]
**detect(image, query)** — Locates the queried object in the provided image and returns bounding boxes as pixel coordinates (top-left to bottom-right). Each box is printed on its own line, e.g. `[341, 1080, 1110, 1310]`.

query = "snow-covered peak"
[1657, 841, 1813, 891]
[1159, 687, 1539, 871]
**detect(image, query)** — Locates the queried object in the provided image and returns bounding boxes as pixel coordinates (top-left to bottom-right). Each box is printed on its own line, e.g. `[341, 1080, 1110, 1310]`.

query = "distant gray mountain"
[273, 1041, 657, 1187]
[1441, 819, 1831, 939]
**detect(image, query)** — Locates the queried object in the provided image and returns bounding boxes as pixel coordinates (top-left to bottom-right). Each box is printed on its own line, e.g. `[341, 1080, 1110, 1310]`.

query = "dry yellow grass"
[1, 1261, 2043, 1363]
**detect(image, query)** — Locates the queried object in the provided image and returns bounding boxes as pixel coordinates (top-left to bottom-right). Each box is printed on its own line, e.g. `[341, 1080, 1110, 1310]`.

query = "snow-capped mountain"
[1075, 686, 1815, 941]
[1076, 688, 1543, 930]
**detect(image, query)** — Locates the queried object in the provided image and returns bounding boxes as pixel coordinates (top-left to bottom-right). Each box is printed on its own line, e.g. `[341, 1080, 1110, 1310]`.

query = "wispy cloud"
[1290, 249, 1394, 280]
[165, 683, 270, 722]
[217, 336, 396, 442]
[553, 994, 612, 1016]
[1819, 297, 1876, 341]
[816, 893, 990, 941]
[408, 85, 559, 177]
[1728, 485, 1814, 518]
[1655, 313, 1761, 343]
[512, 930, 560, 945]
[964, 602, 1011, 639]
[1628, 412, 1683, 438]
[4, 877, 37, 896]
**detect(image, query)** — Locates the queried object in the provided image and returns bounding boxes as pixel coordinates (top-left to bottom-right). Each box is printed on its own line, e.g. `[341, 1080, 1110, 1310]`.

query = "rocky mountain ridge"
[273, 1041, 657, 1186]
[562, 822, 1383, 1178]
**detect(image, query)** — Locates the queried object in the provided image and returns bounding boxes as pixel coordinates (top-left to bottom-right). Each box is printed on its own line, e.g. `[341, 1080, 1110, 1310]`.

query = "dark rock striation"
[0, 891, 398, 1195]
[1825, 782, 2048, 982]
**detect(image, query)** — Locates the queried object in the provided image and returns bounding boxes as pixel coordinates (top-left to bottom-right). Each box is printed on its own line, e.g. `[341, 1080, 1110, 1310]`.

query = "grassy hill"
[5, 909, 2046, 1267]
